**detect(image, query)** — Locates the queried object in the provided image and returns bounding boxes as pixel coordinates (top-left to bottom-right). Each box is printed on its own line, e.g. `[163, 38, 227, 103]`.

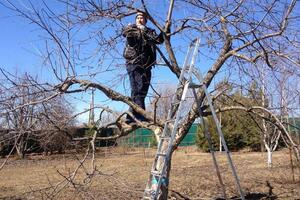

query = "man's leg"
[127, 66, 151, 123]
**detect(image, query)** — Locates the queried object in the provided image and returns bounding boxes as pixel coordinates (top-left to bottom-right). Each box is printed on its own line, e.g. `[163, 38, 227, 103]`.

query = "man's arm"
[122, 24, 140, 46]
[144, 28, 164, 44]
[122, 24, 139, 37]
[156, 31, 164, 44]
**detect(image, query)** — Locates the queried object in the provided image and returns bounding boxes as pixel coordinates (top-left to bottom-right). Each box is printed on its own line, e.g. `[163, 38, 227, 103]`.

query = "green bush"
[196, 86, 263, 152]
[196, 115, 261, 152]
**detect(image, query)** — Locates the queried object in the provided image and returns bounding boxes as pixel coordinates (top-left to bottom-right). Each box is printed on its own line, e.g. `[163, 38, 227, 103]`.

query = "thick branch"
[55, 78, 164, 126]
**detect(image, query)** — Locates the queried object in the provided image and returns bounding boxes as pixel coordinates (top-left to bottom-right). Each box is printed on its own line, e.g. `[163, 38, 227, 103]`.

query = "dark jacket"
[122, 24, 164, 69]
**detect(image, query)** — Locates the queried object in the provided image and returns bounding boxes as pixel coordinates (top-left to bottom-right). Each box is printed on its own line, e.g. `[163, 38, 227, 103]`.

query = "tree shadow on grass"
[170, 191, 277, 200]
[216, 192, 277, 200]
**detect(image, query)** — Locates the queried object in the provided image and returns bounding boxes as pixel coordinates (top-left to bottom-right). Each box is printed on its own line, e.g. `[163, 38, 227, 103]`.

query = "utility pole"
[88, 88, 95, 126]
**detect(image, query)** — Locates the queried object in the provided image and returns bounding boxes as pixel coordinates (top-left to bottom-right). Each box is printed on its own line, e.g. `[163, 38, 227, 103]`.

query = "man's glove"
[123, 24, 139, 37]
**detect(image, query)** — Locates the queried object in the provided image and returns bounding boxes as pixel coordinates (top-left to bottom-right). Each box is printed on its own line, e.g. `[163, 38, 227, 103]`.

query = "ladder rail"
[165, 40, 196, 120]
[192, 88, 227, 200]
[192, 69, 245, 200]
[166, 38, 200, 153]
[154, 39, 199, 157]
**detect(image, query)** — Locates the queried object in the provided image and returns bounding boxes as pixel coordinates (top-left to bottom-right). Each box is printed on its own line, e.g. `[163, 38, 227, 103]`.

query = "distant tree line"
[0, 74, 116, 158]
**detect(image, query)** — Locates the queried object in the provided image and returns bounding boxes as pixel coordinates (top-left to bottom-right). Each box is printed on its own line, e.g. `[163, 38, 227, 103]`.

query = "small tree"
[0, 73, 76, 157]
[37, 97, 76, 154]
[196, 88, 261, 152]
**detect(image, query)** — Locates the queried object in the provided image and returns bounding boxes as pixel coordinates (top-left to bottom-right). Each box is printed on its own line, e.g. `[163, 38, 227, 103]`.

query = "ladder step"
[144, 188, 156, 194]
[144, 189, 151, 193]
[177, 84, 184, 89]
[142, 194, 151, 199]
[156, 153, 167, 157]
[160, 136, 171, 140]
[143, 189, 156, 199]
[165, 119, 175, 123]
[171, 101, 181, 107]
[189, 83, 202, 88]
[151, 170, 162, 176]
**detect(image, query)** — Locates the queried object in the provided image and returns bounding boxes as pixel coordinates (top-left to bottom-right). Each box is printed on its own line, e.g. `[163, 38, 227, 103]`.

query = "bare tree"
[1, 0, 300, 199]
[37, 97, 77, 155]
[0, 73, 42, 158]
[0, 73, 76, 158]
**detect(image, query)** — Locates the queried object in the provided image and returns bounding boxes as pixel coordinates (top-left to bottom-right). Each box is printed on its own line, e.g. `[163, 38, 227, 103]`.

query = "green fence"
[117, 124, 199, 147]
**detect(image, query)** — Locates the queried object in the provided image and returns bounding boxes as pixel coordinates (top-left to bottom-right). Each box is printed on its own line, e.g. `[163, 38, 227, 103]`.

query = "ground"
[0, 147, 299, 200]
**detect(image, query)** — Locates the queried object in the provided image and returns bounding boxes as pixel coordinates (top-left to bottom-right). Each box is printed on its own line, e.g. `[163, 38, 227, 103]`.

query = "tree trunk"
[267, 148, 273, 168]
[157, 153, 172, 200]
[158, 158, 171, 200]
[16, 135, 25, 159]
[150, 130, 173, 200]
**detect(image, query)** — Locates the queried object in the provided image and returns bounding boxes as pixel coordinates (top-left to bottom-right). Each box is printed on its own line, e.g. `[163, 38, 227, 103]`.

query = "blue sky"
[0, 8, 40, 74]
[0, 1, 227, 124]
[0, 1, 184, 123]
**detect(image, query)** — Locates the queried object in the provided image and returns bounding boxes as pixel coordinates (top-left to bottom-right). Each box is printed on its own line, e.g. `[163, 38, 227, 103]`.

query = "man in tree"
[122, 12, 164, 124]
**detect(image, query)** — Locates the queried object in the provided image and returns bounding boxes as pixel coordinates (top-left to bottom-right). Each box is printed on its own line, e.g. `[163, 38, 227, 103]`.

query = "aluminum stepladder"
[142, 38, 245, 200]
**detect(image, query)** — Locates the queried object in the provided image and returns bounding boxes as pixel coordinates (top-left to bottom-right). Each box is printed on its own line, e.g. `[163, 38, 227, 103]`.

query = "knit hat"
[135, 12, 147, 23]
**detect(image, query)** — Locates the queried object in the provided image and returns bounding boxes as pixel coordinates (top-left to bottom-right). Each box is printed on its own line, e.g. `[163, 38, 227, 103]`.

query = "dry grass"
[0, 147, 299, 200]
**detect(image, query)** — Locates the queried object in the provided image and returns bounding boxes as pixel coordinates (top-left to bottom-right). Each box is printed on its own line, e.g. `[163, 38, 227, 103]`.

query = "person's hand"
[123, 24, 140, 37]
[126, 23, 137, 29]
[126, 24, 139, 31]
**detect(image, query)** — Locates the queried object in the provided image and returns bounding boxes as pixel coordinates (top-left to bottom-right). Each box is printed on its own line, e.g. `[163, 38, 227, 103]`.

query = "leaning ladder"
[142, 38, 245, 200]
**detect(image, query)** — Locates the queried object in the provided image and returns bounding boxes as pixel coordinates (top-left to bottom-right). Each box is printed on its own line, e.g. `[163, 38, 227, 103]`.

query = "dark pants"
[126, 64, 151, 123]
